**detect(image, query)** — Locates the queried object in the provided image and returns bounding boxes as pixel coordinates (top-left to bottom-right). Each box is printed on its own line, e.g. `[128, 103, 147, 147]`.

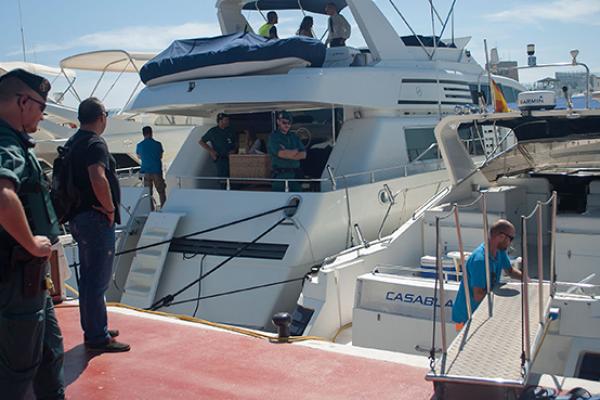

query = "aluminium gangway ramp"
[426, 282, 551, 388]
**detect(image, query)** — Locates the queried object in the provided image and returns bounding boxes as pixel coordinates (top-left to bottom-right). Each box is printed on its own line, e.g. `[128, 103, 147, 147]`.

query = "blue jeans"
[0, 263, 65, 399]
[70, 210, 115, 345]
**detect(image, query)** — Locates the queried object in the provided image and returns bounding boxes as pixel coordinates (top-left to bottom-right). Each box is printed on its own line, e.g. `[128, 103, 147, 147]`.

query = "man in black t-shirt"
[67, 97, 130, 353]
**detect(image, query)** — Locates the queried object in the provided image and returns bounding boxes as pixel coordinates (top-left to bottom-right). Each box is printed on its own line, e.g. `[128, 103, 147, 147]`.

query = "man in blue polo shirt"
[452, 219, 523, 330]
[136, 126, 166, 208]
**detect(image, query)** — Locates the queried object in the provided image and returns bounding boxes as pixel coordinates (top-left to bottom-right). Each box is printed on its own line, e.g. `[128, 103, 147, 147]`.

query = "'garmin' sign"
[517, 91, 556, 110]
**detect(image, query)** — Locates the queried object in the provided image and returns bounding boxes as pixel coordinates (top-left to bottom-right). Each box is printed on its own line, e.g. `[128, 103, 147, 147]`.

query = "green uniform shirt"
[0, 119, 60, 244]
[201, 126, 237, 159]
[268, 129, 305, 170]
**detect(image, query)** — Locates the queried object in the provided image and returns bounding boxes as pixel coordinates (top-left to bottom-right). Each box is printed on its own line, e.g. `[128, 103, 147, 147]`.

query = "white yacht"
[111, 0, 525, 330]
[296, 91, 600, 393]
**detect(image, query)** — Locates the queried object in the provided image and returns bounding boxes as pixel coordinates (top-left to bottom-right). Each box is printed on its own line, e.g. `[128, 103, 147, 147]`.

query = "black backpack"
[50, 136, 86, 223]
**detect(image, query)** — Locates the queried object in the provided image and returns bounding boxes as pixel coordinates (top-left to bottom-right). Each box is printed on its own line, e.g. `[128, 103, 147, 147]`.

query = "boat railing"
[175, 158, 445, 192]
[371, 264, 462, 282]
[116, 166, 141, 177]
[520, 191, 558, 362]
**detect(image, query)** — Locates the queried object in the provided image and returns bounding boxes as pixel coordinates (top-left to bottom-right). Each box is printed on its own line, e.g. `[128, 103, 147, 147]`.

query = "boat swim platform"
[427, 282, 551, 388]
[51, 302, 434, 400]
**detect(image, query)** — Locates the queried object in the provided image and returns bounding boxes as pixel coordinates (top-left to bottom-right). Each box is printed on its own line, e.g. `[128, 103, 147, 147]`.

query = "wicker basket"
[229, 154, 271, 178]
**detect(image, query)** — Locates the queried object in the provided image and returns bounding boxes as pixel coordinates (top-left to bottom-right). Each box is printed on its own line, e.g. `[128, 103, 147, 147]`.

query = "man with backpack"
[66, 97, 130, 352]
[0, 69, 65, 399]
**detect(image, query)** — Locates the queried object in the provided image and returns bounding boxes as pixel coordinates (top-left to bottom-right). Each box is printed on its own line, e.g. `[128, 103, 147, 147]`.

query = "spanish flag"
[491, 79, 510, 113]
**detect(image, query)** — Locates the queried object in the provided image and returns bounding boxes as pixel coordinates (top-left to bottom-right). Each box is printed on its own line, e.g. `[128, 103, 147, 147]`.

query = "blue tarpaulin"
[139, 31, 327, 85]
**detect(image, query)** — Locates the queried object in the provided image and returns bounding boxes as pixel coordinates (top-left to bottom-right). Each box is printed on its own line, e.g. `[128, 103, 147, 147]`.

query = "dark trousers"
[272, 170, 302, 192]
[142, 173, 167, 208]
[215, 158, 230, 178]
[70, 210, 115, 346]
[329, 38, 346, 47]
[0, 264, 65, 399]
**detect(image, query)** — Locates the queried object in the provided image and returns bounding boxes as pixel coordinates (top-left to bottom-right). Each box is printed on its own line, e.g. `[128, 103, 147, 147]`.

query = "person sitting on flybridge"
[258, 11, 279, 40]
[452, 219, 523, 331]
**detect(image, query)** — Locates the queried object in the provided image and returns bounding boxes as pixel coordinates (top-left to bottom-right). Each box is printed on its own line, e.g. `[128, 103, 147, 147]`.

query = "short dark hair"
[142, 126, 153, 136]
[78, 97, 105, 124]
[0, 75, 31, 102]
[267, 11, 277, 22]
[326, 2, 338, 11]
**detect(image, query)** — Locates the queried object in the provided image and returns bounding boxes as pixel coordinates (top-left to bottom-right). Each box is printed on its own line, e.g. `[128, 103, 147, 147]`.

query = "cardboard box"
[229, 154, 271, 178]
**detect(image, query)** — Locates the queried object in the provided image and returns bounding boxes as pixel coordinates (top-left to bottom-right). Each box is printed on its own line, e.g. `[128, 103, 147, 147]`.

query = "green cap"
[276, 110, 293, 122]
[0, 68, 51, 101]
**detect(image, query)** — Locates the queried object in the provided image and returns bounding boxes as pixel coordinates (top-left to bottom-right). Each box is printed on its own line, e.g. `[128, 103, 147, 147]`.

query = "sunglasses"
[501, 232, 515, 242]
[17, 94, 46, 112]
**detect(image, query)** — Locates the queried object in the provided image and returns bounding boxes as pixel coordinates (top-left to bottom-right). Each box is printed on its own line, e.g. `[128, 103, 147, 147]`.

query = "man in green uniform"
[199, 113, 237, 178]
[0, 69, 65, 399]
[268, 111, 306, 192]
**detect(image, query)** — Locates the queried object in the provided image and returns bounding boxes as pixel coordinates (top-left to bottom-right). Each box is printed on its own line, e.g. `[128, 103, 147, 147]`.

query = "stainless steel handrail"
[454, 206, 471, 320]
[519, 191, 557, 363]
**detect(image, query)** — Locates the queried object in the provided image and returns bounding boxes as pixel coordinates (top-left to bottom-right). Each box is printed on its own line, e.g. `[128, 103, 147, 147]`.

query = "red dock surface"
[53, 303, 434, 399]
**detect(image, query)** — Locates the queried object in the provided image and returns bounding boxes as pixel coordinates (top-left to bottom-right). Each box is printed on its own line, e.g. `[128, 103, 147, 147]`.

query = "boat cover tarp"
[242, 0, 346, 14]
[139, 31, 326, 84]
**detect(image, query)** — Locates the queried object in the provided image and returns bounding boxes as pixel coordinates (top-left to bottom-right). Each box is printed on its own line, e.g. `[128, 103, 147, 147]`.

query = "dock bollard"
[272, 312, 292, 342]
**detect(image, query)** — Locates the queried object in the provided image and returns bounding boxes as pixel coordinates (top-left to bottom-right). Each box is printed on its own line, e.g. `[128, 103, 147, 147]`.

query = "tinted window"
[112, 153, 140, 169]
[458, 126, 485, 156]
[578, 352, 600, 381]
[405, 127, 437, 162]
[470, 84, 491, 105]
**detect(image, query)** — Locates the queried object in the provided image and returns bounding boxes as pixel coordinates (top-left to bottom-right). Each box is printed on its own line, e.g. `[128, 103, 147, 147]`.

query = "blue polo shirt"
[452, 243, 511, 323]
[136, 137, 163, 174]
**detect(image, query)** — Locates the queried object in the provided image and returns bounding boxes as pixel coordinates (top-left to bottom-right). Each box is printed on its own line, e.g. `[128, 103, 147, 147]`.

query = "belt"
[273, 168, 298, 174]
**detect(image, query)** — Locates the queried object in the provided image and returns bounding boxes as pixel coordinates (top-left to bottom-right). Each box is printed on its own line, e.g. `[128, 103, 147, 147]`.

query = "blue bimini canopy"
[242, 0, 347, 14]
[139, 31, 327, 86]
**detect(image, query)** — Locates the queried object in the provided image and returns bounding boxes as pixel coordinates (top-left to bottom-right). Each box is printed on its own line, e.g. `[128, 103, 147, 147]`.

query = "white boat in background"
[104, 0, 525, 331]
[18, 51, 197, 172]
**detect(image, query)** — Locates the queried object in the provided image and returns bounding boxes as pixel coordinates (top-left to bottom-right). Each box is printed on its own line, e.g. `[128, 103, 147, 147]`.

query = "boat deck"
[52, 302, 434, 400]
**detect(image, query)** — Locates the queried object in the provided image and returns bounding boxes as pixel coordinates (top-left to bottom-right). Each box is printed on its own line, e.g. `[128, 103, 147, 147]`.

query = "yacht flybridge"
[111, 0, 524, 330]
[296, 92, 600, 392]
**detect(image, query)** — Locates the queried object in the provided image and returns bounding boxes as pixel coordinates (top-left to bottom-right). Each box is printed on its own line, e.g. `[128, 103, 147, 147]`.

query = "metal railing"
[116, 166, 141, 179]
[430, 191, 499, 359]
[520, 191, 558, 363]
[431, 193, 488, 356]
[372, 264, 462, 282]
[175, 158, 445, 192]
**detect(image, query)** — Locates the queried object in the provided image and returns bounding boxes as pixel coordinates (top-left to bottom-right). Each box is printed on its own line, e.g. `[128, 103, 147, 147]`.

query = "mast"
[17, 0, 27, 62]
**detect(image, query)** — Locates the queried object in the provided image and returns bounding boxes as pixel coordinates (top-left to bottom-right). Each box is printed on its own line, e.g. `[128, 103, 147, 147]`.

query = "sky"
[1, 0, 599, 108]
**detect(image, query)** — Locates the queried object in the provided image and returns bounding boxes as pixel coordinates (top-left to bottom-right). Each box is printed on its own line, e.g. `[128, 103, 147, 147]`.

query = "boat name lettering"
[385, 291, 453, 308]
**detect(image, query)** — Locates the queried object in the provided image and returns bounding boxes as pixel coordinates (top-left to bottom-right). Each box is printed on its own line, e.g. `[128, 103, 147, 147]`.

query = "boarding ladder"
[121, 212, 185, 309]
[426, 191, 558, 388]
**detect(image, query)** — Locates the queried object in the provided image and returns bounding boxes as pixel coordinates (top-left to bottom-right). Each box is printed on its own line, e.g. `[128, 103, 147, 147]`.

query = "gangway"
[425, 191, 558, 392]
[426, 281, 551, 387]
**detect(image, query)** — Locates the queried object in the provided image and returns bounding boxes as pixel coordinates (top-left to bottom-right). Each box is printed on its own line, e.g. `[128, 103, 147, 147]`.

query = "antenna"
[17, 0, 27, 62]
